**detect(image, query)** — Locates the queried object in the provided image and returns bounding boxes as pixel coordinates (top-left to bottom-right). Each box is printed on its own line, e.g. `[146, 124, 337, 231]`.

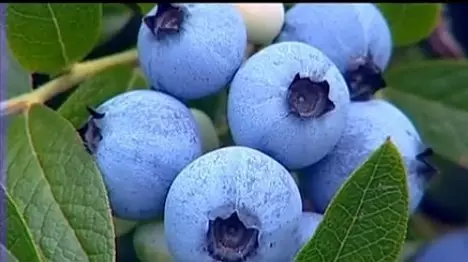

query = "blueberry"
[276, 3, 392, 101]
[113, 217, 138, 237]
[79, 89, 202, 220]
[228, 41, 350, 170]
[300, 100, 436, 214]
[137, 3, 247, 100]
[299, 212, 323, 247]
[191, 108, 220, 153]
[411, 229, 468, 262]
[164, 146, 303, 262]
[133, 220, 172, 262]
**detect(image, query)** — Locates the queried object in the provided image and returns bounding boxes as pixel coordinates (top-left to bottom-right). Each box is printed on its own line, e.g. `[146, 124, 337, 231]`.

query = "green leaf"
[388, 46, 428, 70]
[0, 12, 32, 99]
[7, 104, 115, 262]
[6, 4, 102, 74]
[296, 139, 409, 262]
[383, 61, 468, 168]
[377, 4, 441, 47]
[58, 65, 148, 128]
[1, 185, 43, 262]
[97, 4, 133, 46]
[138, 4, 155, 15]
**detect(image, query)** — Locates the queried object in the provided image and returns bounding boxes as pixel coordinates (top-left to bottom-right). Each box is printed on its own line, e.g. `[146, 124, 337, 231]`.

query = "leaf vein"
[331, 149, 387, 262]
[7, 6, 50, 22]
[24, 110, 87, 259]
[46, 4, 69, 65]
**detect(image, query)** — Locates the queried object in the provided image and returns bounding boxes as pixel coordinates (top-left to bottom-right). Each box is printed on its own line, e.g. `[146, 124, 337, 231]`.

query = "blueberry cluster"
[78, 3, 437, 262]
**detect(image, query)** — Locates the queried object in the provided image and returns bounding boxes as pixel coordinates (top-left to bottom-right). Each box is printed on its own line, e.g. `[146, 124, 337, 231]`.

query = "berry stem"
[1, 48, 138, 116]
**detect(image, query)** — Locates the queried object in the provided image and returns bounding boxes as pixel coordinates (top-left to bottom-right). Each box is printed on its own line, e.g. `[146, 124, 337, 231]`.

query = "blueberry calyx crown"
[343, 55, 387, 102]
[143, 3, 184, 38]
[416, 147, 438, 179]
[287, 73, 335, 119]
[206, 212, 259, 262]
[77, 106, 105, 154]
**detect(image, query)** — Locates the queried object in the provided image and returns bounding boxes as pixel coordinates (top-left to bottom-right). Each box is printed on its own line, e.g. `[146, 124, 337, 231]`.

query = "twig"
[1, 48, 138, 116]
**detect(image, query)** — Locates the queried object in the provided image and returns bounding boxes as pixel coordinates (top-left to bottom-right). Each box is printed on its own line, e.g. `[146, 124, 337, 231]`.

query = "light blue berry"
[164, 146, 303, 262]
[137, 3, 247, 100]
[354, 4, 392, 71]
[412, 230, 468, 262]
[300, 100, 433, 214]
[83, 90, 202, 220]
[299, 212, 323, 247]
[228, 41, 350, 170]
[276, 3, 392, 101]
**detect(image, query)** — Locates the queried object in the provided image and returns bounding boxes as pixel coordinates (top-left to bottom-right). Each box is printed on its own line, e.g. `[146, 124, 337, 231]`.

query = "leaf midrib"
[331, 144, 388, 262]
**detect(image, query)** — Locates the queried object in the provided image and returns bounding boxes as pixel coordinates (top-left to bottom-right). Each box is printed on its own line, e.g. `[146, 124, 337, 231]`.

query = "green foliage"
[6, 4, 102, 73]
[58, 65, 148, 128]
[296, 139, 409, 262]
[388, 46, 427, 69]
[7, 105, 115, 262]
[384, 61, 468, 168]
[98, 4, 133, 46]
[377, 4, 441, 47]
[3, 3, 466, 262]
[138, 4, 155, 15]
[1, 185, 43, 262]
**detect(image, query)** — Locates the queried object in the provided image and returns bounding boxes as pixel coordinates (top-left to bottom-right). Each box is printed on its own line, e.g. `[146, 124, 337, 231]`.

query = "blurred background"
[28, 3, 468, 261]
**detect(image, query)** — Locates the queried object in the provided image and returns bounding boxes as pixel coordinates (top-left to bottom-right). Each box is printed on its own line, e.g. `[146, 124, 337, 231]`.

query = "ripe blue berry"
[300, 100, 436, 214]
[164, 146, 303, 261]
[228, 41, 350, 170]
[80, 90, 202, 220]
[137, 3, 247, 100]
[276, 3, 392, 101]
